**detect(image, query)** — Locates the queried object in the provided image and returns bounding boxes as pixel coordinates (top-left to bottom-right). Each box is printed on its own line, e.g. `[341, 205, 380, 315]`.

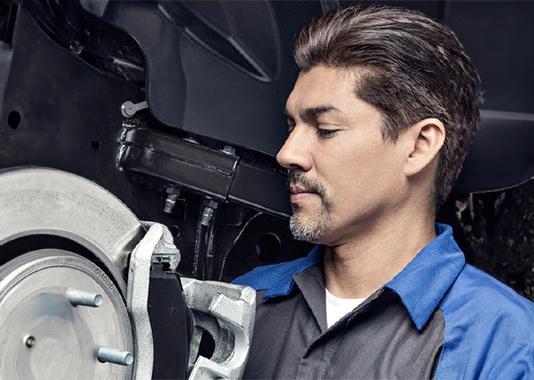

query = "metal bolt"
[121, 101, 137, 118]
[200, 206, 215, 227]
[164, 194, 177, 214]
[201, 197, 218, 226]
[121, 100, 148, 118]
[24, 335, 36, 348]
[97, 347, 134, 366]
[164, 187, 181, 214]
[112, 57, 145, 72]
[66, 288, 103, 308]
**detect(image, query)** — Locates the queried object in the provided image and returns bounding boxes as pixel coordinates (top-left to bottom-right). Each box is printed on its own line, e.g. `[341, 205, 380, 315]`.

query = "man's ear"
[404, 118, 445, 177]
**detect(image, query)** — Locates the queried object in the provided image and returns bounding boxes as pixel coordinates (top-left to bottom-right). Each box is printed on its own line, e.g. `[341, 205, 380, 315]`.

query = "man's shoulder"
[232, 256, 309, 291]
[446, 263, 534, 318]
[232, 245, 324, 297]
[436, 263, 534, 379]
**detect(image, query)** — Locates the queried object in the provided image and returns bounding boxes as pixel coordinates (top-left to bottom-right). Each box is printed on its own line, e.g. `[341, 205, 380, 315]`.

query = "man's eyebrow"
[301, 106, 340, 120]
[283, 106, 341, 120]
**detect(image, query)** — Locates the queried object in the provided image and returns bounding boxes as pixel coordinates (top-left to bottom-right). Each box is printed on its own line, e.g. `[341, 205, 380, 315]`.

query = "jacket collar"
[384, 223, 465, 330]
[261, 244, 324, 299]
[235, 223, 465, 330]
[231, 244, 325, 298]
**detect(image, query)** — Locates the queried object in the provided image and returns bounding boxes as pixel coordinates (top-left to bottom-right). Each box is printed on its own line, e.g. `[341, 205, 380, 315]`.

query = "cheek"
[329, 140, 387, 174]
[320, 151, 370, 202]
[325, 145, 402, 199]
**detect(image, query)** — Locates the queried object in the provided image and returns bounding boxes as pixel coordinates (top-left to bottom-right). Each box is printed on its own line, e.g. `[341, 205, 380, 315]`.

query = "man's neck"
[323, 209, 437, 299]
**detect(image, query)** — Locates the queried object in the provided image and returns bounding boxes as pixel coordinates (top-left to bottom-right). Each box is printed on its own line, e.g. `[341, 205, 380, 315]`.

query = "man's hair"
[295, 6, 482, 206]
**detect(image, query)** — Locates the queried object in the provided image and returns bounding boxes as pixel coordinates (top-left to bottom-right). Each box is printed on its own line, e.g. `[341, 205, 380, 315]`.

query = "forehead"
[286, 66, 365, 116]
[285, 65, 382, 125]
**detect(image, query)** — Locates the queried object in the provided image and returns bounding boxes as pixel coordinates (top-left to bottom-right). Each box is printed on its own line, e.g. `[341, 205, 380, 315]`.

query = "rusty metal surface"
[439, 180, 534, 302]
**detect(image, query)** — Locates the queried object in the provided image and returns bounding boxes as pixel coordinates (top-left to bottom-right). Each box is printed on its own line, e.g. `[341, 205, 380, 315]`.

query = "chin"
[289, 212, 329, 243]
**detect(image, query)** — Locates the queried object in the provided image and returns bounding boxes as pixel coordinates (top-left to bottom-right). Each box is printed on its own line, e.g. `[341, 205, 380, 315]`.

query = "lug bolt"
[66, 289, 103, 307]
[97, 347, 134, 366]
[24, 335, 36, 348]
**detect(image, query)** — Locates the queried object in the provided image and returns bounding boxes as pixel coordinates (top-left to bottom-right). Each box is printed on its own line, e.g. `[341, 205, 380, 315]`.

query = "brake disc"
[0, 167, 145, 295]
[0, 167, 147, 379]
[0, 249, 134, 380]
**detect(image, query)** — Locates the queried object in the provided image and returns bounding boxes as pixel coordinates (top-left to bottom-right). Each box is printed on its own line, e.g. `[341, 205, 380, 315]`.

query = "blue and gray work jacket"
[233, 224, 534, 379]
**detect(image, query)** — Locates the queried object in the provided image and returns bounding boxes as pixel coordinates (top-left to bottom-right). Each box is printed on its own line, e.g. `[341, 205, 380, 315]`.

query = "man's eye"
[316, 129, 337, 138]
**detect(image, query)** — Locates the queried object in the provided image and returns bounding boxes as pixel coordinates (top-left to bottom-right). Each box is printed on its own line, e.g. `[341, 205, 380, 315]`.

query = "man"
[234, 6, 534, 379]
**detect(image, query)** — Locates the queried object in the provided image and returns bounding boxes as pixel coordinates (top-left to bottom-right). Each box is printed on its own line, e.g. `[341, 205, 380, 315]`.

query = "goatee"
[288, 171, 332, 242]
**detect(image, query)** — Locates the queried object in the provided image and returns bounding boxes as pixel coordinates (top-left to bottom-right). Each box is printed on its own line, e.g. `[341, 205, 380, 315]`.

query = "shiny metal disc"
[0, 250, 134, 380]
[0, 167, 145, 295]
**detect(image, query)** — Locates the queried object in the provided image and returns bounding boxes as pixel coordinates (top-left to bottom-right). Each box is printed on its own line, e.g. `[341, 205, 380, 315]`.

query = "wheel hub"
[0, 250, 134, 380]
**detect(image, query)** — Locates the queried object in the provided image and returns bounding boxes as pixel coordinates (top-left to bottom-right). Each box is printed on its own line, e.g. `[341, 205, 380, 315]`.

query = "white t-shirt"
[325, 287, 366, 328]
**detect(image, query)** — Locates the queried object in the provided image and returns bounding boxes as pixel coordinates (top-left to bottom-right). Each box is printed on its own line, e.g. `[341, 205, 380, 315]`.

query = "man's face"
[277, 65, 410, 245]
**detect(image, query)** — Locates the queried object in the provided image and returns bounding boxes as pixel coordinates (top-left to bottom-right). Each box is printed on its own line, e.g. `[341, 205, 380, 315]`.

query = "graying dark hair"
[295, 6, 482, 206]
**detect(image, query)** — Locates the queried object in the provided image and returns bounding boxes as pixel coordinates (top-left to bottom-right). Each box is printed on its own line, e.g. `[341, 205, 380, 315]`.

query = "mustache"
[287, 171, 326, 198]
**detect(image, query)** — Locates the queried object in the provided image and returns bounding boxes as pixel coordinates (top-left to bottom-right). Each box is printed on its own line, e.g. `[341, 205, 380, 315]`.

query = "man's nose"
[276, 128, 312, 172]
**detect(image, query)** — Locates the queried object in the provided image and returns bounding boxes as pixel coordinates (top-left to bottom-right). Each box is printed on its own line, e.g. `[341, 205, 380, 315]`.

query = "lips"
[289, 185, 313, 195]
[288, 171, 324, 204]
[289, 185, 318, 203]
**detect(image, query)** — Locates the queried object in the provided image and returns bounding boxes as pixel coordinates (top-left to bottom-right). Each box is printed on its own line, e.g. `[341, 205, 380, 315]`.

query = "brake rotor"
[0, 167, 145, 295]
[0, 249, 134, 380]
[0, 167, 146, 379]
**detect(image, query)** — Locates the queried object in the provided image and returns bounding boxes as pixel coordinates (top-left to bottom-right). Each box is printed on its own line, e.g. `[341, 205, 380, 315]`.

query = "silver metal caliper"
[183, 278, 256, 380]
[126, 222, 256, 380]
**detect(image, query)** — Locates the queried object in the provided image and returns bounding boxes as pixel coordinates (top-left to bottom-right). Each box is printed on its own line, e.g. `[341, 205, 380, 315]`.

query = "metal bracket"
[118, 126, 292, 217]
[181, 278, 256, 380]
